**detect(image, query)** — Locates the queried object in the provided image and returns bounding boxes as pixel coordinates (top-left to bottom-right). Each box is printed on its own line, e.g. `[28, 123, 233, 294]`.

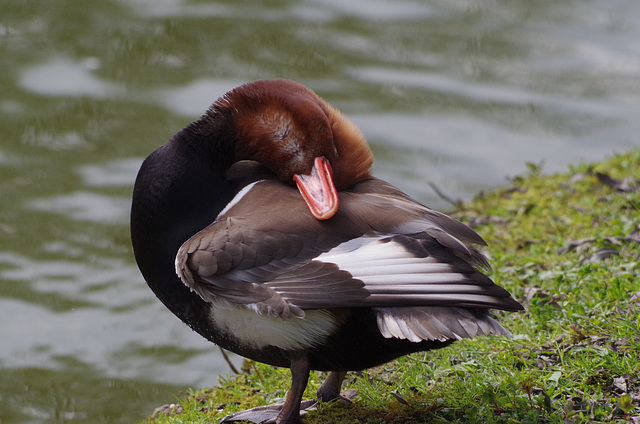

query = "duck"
[130, 79, 523, 424]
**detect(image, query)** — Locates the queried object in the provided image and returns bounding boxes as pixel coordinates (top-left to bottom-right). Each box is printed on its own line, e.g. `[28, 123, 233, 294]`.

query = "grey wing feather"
[375, 306, 512, 342]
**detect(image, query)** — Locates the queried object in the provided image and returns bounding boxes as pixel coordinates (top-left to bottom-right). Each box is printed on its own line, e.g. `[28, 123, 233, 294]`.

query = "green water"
[1, 1, 639, 423]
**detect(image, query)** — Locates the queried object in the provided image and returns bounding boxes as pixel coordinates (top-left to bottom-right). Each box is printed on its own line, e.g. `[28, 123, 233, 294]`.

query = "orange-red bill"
[293, 157, 339, 220]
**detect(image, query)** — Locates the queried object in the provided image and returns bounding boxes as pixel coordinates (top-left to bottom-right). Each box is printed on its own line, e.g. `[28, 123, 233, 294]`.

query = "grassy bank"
[142, 150, 640, 424]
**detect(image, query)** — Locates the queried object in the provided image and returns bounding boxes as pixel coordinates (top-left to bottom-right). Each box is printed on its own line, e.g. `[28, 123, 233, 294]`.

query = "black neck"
[130, 119, 239, 341]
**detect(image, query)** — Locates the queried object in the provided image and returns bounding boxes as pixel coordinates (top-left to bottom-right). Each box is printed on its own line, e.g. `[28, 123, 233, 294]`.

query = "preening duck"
[130, 79, 523, 424]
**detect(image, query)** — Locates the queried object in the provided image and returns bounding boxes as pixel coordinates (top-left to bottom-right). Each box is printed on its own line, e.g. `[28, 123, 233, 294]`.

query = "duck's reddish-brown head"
[214, 79, 374, 220]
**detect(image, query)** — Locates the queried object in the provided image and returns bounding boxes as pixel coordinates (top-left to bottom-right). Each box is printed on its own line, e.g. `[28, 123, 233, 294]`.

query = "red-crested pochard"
[130, 79, 522, 424]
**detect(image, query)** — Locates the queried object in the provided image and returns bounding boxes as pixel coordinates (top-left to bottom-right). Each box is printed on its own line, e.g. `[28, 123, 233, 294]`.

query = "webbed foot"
[219, 390, 358, 423]
[219, 398, 317, 424]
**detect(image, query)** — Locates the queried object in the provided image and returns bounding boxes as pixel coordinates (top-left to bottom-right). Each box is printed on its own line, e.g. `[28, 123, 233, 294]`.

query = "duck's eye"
[257, 111, 293, 143]
[274, 127, 290, 142]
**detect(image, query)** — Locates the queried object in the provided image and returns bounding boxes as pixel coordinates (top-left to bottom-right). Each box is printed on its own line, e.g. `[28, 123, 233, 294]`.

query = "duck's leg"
[274, 355, 311, 424]
[316, 371, 347, 402]
[220, 355, 313, 424]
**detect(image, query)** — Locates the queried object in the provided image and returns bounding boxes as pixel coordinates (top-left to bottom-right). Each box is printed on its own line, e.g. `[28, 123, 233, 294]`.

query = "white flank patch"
[208, 299, 340, 350]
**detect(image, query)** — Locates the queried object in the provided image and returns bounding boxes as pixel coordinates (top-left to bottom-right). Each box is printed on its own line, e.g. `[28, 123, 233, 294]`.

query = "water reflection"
[1, 0, 639, 423]
[20, 58, 116, 98]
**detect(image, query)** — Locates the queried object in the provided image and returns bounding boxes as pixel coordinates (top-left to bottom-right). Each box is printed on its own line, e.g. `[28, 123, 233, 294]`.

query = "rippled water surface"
[1, 1, 639, 422]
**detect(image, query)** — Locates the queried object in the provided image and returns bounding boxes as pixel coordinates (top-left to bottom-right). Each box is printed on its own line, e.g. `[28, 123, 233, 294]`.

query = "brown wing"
[175, 179, 521, 320]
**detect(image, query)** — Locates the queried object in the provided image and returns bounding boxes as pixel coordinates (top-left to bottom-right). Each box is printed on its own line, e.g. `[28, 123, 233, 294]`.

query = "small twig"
[219, 347, 240, 374]
[250, 361, 262, 378]
[428, 182, 462, 209]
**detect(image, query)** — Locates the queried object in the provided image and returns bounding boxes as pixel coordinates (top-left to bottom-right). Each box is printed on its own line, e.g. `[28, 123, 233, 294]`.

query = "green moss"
[142, 150, 640, 424]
